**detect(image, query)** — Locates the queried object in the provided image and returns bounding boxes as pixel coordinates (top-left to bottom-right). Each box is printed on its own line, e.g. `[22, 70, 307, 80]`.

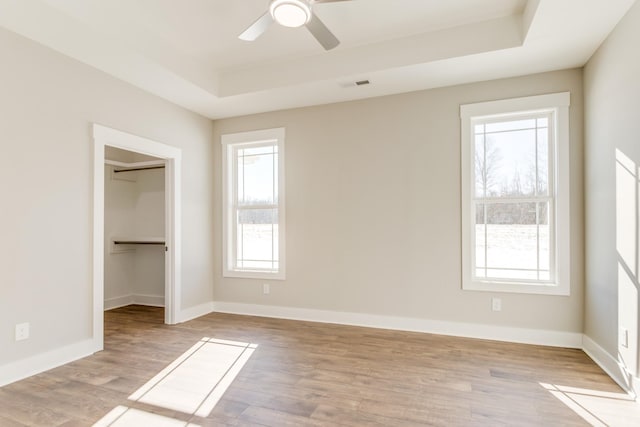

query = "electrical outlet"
[492, 297, 502, 312]
[15, 323, 30, 341]
[620, 328, 629, 348]
[263, 283, 270, 295]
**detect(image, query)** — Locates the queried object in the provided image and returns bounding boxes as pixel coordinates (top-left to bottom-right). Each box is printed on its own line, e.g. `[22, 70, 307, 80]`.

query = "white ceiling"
[0, 0, 635, 119]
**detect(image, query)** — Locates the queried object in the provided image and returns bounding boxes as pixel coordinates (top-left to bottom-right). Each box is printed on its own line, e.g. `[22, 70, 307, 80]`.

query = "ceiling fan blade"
[238, 12, 274, 41]
[305, 14, 340, 50]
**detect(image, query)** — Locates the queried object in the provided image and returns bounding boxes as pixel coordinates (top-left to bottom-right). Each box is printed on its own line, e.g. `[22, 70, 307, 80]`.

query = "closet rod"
[113, 165, 165, 173]
[113, 240, 166, 245]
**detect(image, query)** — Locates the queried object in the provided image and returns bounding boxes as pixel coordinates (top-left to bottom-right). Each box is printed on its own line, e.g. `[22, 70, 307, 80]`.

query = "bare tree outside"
[475, 138, 502, 197]
[473, 119, 552, 281]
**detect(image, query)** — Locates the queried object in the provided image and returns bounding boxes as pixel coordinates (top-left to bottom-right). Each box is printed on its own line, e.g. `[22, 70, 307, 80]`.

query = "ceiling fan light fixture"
[269, 0, 311, 28]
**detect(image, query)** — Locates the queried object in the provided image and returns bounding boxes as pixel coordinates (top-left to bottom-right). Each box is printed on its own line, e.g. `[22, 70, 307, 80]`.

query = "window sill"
[223, 270, 286, 281]
[463, 280, 569, 296]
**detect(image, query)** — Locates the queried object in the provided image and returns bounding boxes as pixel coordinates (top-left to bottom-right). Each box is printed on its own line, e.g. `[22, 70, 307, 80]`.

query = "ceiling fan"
[238, 0, 352, 51]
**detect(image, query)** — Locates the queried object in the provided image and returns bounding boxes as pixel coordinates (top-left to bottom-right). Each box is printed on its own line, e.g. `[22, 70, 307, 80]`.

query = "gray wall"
[584, 1, 640, 379]
[0, 27, 215, 366]
[212, 69, 585, 333]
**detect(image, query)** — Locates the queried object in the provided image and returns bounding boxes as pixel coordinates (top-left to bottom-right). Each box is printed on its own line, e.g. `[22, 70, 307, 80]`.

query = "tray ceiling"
[0, 0, 635, 118]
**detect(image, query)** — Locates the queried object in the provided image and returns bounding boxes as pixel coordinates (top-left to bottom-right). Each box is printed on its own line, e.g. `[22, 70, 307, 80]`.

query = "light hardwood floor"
[0, 305, 635, 426]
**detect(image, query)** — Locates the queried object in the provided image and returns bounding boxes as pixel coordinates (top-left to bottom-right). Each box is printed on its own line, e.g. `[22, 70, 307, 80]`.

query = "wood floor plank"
[0, 414, 28, 427]
[0, 389, 72, 426]
[0, 305, 635, 426]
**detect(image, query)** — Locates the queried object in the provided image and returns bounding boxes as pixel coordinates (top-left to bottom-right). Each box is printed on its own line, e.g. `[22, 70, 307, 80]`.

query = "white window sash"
[222, 128, 286, 280]
[460, 92, 570, 295]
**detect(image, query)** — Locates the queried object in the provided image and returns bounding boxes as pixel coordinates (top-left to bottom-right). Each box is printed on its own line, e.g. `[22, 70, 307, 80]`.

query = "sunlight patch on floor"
[93, 406, 200, 427]
[93, 338, 257, 426]
[541, 383, 640, 426]
[129, 338, 257, 417]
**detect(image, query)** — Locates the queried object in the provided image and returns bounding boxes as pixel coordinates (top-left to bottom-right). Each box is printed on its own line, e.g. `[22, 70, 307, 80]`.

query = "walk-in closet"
[104, 146, 166, 313]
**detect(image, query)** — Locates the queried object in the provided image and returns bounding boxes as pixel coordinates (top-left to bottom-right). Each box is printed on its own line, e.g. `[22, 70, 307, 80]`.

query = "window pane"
[538, 202, 551, 272]
[486, 202, 538, 272]
[471, 116, 554, 282]
[475, 135, 486, 197]
[536, 128, 549, 195]
[237, 153, 244, 202]
[475, 136, 505, 197]
[476, 204, 486, 268]
[237, 148, 276, 205]
[475, 201, 553, 282]
[476, 201, 552, 282]
[236, 209, 278, 269]
[486, 129, 536, 197]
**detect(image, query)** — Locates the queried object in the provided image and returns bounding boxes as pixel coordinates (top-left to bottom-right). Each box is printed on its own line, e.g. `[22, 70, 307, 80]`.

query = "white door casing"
[92, 124, 181, 351]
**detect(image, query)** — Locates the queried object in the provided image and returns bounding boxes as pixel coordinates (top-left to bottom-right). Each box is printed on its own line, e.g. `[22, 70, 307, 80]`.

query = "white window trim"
[460, 92, 570, 296]
[221, 128, 286, 280]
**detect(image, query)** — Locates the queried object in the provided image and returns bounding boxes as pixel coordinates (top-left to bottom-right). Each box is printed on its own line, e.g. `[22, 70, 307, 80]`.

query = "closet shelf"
[113, 237, 165, 245]
[105, 159, 166, 173]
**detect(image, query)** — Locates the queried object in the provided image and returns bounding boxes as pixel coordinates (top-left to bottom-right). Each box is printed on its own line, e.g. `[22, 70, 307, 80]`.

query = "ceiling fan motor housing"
[269, 0, 312, 28]
[239, 0, 341, 51]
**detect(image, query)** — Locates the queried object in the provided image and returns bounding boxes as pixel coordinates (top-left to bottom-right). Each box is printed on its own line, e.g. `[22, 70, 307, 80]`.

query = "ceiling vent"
[337, 78, 371, 88]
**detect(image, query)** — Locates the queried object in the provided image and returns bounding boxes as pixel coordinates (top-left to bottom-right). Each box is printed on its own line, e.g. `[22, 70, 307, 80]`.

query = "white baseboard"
[132, 294, 165, 307]
[0, 339, 97, 387]
[582, 335, 639, 396]
[104, 295, 134, 310]
[104, 294, 165, 310]
[2, 303, 631, 396]
[212, 302, 583, 348]
[179, 301, 215, 323]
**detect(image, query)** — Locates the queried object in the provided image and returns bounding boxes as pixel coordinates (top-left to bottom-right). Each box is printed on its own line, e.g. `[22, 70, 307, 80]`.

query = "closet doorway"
[92, 124, 181, 351]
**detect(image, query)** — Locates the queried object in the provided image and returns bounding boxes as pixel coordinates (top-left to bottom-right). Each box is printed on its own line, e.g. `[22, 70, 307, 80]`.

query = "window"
[460, 93, 570, 295]
[222, 128, 285, 279]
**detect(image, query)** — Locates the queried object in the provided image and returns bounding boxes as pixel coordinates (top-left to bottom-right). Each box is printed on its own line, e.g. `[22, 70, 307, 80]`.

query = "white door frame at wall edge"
[92, 124, 182, 351]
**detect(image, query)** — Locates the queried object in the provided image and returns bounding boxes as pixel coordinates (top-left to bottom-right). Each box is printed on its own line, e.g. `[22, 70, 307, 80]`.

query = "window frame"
[460, 92, 571, 295]
[221, 128, 286, 280]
